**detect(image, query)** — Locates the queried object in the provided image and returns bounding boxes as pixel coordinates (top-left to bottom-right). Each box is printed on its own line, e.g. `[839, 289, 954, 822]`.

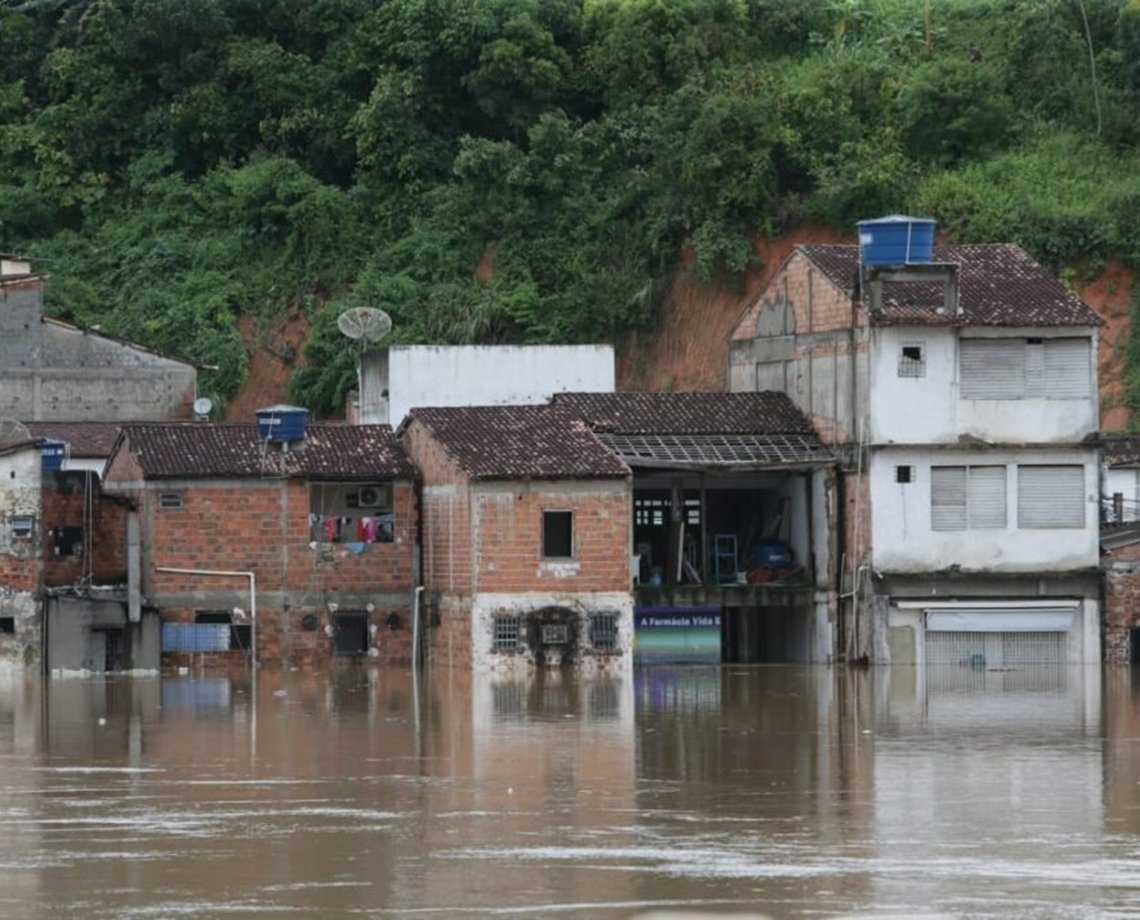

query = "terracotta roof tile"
[24, 422, 121, 458]
[552, 391, 814, 434]
[406, 405, 629, 481]
[115, 423, 415, 480]
[800, 244, 1103, 327]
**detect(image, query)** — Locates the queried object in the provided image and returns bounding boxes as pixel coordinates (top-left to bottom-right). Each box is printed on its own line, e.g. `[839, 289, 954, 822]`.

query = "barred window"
[493, 614, 521, 652]
[590, 612, 618, 651]
[898, 342, 925, 378]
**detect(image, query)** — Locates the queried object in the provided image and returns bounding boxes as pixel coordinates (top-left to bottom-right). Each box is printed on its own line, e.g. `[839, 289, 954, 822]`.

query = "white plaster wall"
[869, 326, 1098, 445]
[1104, 467, 1139, 522]
[471, 592, 633, 673]
[364, 344, 615, 426]
[870, 447, 1099, 573]
[0, 447, 42, 670]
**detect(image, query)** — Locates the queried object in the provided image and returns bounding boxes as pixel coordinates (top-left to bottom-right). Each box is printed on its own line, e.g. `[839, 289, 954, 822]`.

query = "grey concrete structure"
[44, 592, 160, 672]
[0, 273, 198, 422]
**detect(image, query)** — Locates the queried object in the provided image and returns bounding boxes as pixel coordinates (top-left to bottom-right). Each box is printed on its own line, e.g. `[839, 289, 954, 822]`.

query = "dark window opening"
[159, 493, 183, 510]
[590, 612, 618, 651]
[895, 465, 914, 484]
[310, 482, 394, 544]
[332, 611, 369, 656]
[0, 617, 14, 634]
[50, 526, 84, 557]
[195, 611, 250, 651]
[10, 515, 33, 539]
[543, 510, 573, 558]
[898, 342, 926, 378]
[1131, 628, 1140, 665]
[493, 614, 521, 652]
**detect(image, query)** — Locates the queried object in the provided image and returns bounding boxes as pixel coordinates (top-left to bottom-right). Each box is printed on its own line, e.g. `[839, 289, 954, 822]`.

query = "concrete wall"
[0, 447, 43, 670]
[728, 251, 870, 446]
[0, 277, 197, 421]
[870, 447, 1099, 574]
[44, 595, 159, 671]
[868, 326, 1098, 445]
[360, 344, 615, 426]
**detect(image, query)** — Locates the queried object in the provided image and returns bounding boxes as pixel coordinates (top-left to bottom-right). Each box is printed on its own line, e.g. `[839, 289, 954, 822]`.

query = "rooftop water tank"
[857, 215, 936, 267]
[41, 439, 66, 472]
[255, 405, 308, 443]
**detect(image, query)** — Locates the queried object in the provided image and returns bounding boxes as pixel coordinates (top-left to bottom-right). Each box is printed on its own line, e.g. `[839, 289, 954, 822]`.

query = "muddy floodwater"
[0, 665, 1138, 919]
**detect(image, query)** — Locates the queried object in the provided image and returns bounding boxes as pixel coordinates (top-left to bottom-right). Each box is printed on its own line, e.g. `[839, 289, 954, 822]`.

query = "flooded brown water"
[0, 664, 1137, 918]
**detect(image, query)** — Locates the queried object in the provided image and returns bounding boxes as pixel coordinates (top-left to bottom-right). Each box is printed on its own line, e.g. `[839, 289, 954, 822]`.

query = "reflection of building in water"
[0, 679, 43, 906]
[874, 665, 1104, 906]
[1103, 669, 1140, 835]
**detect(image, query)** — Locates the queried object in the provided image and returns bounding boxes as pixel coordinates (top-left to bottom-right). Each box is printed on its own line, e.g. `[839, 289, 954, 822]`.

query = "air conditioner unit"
[357, 485, 388, 508]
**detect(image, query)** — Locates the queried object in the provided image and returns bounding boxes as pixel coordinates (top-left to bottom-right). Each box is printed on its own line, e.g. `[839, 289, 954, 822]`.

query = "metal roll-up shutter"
[931, 466, 966, 530]
[1018, 465, 1085, 528]
[960, 339, 1026, 399]
[1044, 338, 1091, 398]
[924, 606, 1077, 666]
[967, 465, 1006, 529]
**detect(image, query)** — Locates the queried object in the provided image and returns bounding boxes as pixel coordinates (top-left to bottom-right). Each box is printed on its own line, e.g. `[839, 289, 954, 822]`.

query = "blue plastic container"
[750, 540, 793, 568]
[255, 405, 309, 442]
[41, 439, 66, 472]
[857, 215, 936, 267]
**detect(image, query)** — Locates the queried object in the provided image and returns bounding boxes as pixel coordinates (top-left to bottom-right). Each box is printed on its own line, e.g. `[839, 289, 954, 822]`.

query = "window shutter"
[1018, 465, 1085, 528]
[931, 466, 967, 530]
[1043, 338, 1090, 398]
[960, 339, 1026, 399]
[967, 466, 1007, 529]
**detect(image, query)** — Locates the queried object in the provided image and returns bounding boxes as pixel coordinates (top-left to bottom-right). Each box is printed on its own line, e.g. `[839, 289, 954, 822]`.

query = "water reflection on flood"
[0, 663, 1135, 918]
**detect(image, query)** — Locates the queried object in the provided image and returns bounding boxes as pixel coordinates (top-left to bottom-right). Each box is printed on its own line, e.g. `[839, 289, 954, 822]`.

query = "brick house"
[399, 404, 632, 671]
[102, 422, 418, 669]
[730, 225, 1103, 666]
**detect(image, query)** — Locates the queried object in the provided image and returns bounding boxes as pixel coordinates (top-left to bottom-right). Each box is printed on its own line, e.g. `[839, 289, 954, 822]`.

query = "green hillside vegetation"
[3, 0, 1140, 415]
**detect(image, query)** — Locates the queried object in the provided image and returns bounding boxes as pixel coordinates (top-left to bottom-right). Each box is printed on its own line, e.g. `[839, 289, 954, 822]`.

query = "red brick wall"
[403, 420, 473, 593]
[1104, 540, 1140, 663]
[472, 482, 631, 593]
[41, 477, 129, 586]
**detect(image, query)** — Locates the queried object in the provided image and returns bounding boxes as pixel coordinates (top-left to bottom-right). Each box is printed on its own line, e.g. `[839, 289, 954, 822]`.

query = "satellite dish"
[337, 306, 392, 344]
[193, 397, 213, 419]
[0, 418, 30, 447]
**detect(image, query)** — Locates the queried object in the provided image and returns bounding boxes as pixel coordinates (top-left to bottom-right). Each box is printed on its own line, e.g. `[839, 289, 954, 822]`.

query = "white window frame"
[898, 341, 926, 378]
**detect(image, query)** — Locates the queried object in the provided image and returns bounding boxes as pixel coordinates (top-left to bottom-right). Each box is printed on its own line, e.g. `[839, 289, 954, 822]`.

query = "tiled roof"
[24, 422, 121, 458]
[406, 405, 629, 481]
[800, 244, 1103, 327]
[551, 391, 814, 435]
[115, 423, 415, 480]
[1102, 434, 1140, 468]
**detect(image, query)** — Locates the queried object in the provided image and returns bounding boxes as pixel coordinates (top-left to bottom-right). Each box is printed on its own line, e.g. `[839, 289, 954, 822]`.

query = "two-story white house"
[729, 224, 1103, 665]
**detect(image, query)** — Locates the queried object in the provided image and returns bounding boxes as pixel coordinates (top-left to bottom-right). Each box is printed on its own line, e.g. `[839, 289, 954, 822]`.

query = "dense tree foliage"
[3, 0, 1140, 414]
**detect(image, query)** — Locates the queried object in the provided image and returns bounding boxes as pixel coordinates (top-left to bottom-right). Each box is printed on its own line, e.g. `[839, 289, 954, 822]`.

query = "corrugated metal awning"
[597, 433, 834, 470]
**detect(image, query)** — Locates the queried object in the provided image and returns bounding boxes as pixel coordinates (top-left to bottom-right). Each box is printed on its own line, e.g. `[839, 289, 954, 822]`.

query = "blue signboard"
[634, 606, 722, 665]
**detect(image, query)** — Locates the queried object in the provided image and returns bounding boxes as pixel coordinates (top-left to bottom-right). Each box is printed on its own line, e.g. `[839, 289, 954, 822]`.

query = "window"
[493, 614, 521, 652]
[931, 465, 1007, 531]
[309, 482, 394, 544]
[895, 465, 913, 484]
[1018, 465, 1085, 528]
[898, 342, 925, 378]
[195, 611, 250, 651]
[542, 510, 573, 558]
[159, 493, 183, 510]
[960, 337, 1090, 399]
[10, 515, 33, 539]
[590, 612, 618, 651]
[0, 617, 14, 634]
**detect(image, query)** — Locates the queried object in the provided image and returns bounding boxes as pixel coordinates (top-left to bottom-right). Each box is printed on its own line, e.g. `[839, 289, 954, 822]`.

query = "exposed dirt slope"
[229, 232, 1135, 430]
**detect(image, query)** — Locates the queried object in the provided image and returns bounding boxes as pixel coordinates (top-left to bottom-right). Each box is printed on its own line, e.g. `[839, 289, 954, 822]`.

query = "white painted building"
[356, 344, 615, 427]
[730, 235, 1104, 664]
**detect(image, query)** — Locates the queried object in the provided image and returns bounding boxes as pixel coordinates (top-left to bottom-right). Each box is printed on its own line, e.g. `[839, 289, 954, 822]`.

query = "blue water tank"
[857, 215, 936, 267]
[41, 439, 66, 472]
[255, 405, 308, 443]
